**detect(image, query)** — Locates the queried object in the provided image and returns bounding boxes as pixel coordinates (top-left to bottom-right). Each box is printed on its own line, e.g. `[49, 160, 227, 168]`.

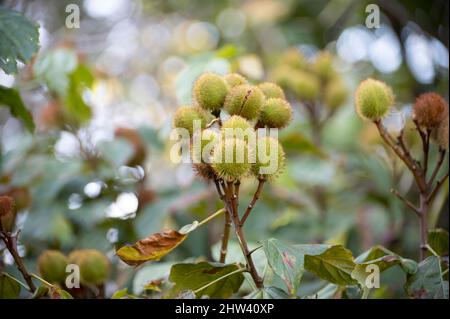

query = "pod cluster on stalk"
[173, 72, 292, 182]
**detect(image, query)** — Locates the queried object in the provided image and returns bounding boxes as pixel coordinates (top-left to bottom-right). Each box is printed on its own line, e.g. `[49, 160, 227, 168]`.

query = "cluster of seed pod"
[270, 48, 348, 112]
[173, 72, 293, 183]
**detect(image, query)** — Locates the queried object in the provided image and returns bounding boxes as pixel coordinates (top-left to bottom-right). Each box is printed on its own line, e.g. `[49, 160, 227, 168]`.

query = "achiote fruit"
[258, 82, 285, 99]
[223, 84, 264, 120]
[355, 79, 394, 121]
[37, 250, 68, 284]
[211, 138, 253, 181]
[251, 136, 286, 180]
[173, 106, 209, 135]
[413, 92, 448, 130]
[193, 73, 229, 112]
[258, 98, 292, 129]
[68, 249, 110, 286]
[224, 73, 247, 88]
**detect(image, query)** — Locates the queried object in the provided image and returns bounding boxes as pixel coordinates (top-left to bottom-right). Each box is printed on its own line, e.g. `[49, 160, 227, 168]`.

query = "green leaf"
[116, 229, 187, 266]
[33, 48, 77, 96]
[428, 229, 449, 257]
[352, 245, 417, 297]
[246, 286, 291, 299]
[111, 288, 129, 299]
[0, 273, 21, 299]
[64, 64, 93, 124]
[49, 287, 74, 299]
[169, 262, 244, 299]
[262, 238, 304, 295]
[296, 244, 356, 286]
[0, 7, 39, 74]
[0, 85, 35, 132]
[31, 285, 49, 299]
[405, 256, 448, 299]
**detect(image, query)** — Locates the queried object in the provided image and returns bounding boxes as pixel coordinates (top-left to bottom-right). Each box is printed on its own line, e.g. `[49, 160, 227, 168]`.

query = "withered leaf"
[116, 229, 186, 266]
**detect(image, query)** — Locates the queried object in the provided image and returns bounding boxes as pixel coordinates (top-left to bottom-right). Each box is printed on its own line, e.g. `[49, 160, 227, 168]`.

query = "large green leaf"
[0, 85, 35, 132]
[428, 229, 449, 257]
[169, 262, 244, 299]
[405, 256, 448, 299]
[0, 273, 21, 299]
[0, 7, 39, 74]
[296, 244, 356, 286]
[262, 238, 304, 295]
[246, 286, 291, 299]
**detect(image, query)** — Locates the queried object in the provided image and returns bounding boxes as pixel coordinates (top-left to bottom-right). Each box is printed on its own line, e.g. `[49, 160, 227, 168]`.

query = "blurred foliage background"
[0, 0, 448, 298]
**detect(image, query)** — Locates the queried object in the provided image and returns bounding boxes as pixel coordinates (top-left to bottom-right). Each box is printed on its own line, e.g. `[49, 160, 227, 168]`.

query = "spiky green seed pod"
[413, 93, 448, 129]
[223, 84, 264, 120]
[437, 115, 449, 149]
[258, 98, 292, 129]
[68, 249, 110, 286]
[258, 82, 285, 99]
[211, 138, 252, 181]
[355, 79, 394, 121]
[193, 73, 229, 112]
[312, 51, 335, 81]
[252, 137, 286, 180]
[324, 79, 348, 109]
[222, 115, 254, 142]
[37, 250, 68, 284]
[173, 106, 209, 135]
[224, 73, 248, 88]
[287, 70, 320, 101]
[281, 48, 307, 69]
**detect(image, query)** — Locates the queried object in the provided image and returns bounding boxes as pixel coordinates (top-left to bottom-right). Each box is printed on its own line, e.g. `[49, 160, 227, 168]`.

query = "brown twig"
[428, 148, 446, 186]
[240, 178, 266, 226]
[427, 172, 449, 204]
[0, 228, 36, 292]
[390, 189, 420, 216]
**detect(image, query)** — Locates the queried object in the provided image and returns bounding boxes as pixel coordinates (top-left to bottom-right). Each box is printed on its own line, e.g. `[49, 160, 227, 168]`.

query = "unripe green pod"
[252, 137, 286, 180]
[258, 98, 292, 129]
[223, 84, 264, 120]
[281, 48, 307, 69]
[324, 79, 348, 109]
[287, 70, 320, 101]
[37, 250, 68, 284]
[413, 92, 448, 129]
[355, 79, 394, 121]
[258, 82, 285, 99]
[68, 249, 110, 286]
[222, 115, 252, 132]
[173, 106, 209, 135]
[312, 51, 335, 81]
[193, 73, 229, 112]
[211, 138, 252, 181]
[224, 73, 248, 88]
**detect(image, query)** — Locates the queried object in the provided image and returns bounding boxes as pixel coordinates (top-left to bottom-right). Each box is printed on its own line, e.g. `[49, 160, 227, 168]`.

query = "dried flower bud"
[258, 82, 285, 99]
[413, 93, 448, 129]
[211, 138, 252, 181]
[258, 98, 292, 129]
[38, 250, 68, 284]
[224, 84, 264, 120]
[68, 249, 110, 286]
[193, 73, 229, 112]
[192, 163, 217, 180]
[224, 73, 248, 88]
[0, 196, 14, 217]
[252, 137, 286, 180]
[355, 79, 394, 121]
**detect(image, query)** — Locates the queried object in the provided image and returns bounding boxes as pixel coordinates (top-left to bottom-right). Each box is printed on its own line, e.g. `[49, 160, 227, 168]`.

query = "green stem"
[31, 273, 54, 288]
[198, 208, 226, 227]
